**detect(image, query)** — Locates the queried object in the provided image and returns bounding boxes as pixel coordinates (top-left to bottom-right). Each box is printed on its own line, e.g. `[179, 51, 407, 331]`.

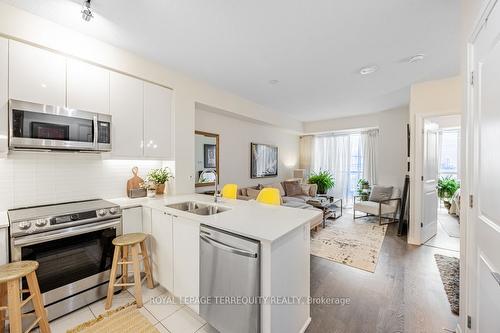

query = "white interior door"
[469, 2, 500, 331]
[421, 119, 439, 243]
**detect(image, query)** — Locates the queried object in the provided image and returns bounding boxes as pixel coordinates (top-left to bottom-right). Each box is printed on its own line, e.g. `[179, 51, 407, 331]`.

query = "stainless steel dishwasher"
[200, 224, 260, 333]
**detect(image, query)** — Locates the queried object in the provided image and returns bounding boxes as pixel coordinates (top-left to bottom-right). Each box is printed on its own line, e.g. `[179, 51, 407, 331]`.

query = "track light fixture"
[81, 0, 93, 22]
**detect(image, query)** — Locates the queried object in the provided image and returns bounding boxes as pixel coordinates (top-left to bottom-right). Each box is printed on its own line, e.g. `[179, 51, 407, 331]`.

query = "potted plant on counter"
[308, 170, 335, 195]
[147, 167, 174, 195]
[437, 176, 460, 211]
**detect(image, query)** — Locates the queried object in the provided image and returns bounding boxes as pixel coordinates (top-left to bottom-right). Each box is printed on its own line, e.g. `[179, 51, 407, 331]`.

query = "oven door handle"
[13, 219, 121, 247]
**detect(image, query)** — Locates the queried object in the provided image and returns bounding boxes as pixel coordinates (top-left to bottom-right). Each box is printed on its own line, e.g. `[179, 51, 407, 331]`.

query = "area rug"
[67, 302, 159, 333]
[434, 254, 460, 315]
[310, 215, 387, 272]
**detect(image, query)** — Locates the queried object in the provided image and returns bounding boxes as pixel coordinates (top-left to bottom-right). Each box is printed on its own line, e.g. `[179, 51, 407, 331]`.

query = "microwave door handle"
[93, 115, 98, 149]
[200, 235, 258, 258]
[13, 220, 121, 247]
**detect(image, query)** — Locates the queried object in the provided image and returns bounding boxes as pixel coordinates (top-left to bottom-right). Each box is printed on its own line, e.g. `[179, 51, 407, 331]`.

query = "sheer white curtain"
[360, 129, 378, 185]
[299, 135, 315, 177]
[311, 129, 379, 203]
[312, 134, 351, 200]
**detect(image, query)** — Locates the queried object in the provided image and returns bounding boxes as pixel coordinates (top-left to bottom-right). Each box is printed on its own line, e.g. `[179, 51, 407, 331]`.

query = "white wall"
[303, 106, 409, 191]
[195, 108, 300, 190]
[408, 76, 462, 245]
[0, 2, 302, 196]
[428, 114, 461, 129]
[0, 152, 176, 211]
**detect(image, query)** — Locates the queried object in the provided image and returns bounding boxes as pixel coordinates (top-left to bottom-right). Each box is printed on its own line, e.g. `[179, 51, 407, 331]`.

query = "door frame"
[464, 0, 499, 331]
[409, 111, 461, 246]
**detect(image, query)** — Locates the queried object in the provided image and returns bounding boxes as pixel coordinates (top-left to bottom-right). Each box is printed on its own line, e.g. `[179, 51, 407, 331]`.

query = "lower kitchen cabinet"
[121, 207, 143, 234]
[173, 215, 200, 313]
[151, 209, 174, 292]
[0, 227, 7, 265]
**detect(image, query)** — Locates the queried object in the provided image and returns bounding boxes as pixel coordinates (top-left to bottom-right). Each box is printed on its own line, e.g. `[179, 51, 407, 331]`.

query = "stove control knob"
[109, 207, 118, 215]
[19, 221, 32, 230]
[35, 219, 47, 227]
[97, 209, 107, 217]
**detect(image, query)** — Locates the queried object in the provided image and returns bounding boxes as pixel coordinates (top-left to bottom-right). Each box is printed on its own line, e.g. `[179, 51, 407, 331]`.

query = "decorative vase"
[147, 189, 156, 198]
[156, 183, 166, 195]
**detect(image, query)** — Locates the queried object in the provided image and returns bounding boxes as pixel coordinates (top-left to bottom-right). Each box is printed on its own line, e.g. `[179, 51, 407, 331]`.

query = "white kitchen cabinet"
[9, 40, 66, 106]
[0, 37, 7, 156]
[143, 82, 173, 159]
[67, 58, 110, 114]
[0, 228, 8, 265]
[121, 207, 143, 234]
[110, 72, 144, 157]
[151, 209, 174, 292]
[173, 215, 200, 313]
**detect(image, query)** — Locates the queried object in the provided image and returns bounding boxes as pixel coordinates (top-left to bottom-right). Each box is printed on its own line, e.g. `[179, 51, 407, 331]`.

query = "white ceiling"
[1, 0, 460, 122]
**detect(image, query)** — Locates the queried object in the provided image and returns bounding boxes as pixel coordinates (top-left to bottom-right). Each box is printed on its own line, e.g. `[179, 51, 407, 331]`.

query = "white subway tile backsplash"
[0, 152, 173, 211]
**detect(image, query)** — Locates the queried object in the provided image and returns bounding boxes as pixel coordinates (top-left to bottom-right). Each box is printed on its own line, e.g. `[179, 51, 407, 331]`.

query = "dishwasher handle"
[200, 234, 258, 258]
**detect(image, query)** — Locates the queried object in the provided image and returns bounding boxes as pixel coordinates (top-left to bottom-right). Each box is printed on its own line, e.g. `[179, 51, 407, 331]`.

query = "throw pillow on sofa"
[301, 184, 312, 196]
[246, 188, 261, 199]
[263, 183, 286, 197]
[284, 180, 303, 197]
[369, 185, 393, 202]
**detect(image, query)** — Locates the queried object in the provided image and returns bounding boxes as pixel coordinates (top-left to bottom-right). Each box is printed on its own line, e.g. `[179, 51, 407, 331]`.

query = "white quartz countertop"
[108, 194, 321, 243]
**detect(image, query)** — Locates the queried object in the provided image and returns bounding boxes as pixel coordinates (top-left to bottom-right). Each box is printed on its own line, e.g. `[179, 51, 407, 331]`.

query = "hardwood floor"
[307, 222, 458, 333]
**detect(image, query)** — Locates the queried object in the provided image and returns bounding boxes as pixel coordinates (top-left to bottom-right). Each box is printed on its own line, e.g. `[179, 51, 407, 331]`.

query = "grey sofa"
[238, 180, 318, 205]
[237, 180, 322, 229]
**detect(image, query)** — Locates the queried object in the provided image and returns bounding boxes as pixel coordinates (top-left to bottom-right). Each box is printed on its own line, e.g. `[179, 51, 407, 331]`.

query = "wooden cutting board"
[127, 166, 144, 192]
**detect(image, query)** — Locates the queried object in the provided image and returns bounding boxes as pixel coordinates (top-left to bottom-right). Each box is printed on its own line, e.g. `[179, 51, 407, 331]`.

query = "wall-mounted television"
[251, 143, 278, 178]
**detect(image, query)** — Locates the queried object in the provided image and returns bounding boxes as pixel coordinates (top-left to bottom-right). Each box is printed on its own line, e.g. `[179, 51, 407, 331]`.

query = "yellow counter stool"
[221, 184, 238, 199]
[256, 188, 281, 205]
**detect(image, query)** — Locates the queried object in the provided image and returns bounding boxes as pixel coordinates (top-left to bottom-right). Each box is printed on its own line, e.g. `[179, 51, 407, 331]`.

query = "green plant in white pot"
[147, 167, 174, 195]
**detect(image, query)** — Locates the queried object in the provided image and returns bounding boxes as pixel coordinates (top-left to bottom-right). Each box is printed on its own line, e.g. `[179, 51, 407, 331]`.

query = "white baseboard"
[299, 317, 312, 333]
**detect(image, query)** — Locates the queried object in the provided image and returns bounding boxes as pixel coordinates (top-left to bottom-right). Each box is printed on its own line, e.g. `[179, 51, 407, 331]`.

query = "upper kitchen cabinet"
[110, 72, 144, 157]
[143, 82, 173, 159]
[67, 58, 110, 114]
[0, 37, 8, 156]
[9, 41, 66, 106]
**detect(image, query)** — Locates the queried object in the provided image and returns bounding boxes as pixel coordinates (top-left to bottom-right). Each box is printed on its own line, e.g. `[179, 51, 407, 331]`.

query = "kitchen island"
[109, 194, 321, 333]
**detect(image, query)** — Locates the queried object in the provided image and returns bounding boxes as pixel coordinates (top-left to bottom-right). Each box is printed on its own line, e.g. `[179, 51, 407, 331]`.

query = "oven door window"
[21, 228, 116, 293]
[12, 109, 94, 143]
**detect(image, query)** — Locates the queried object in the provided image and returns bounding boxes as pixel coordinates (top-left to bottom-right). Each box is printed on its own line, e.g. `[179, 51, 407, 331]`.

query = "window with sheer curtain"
[311, 129, 378, 204]
[438, 128, 460, 180]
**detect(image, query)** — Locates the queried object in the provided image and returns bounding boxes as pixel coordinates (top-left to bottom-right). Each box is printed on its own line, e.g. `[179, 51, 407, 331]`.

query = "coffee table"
[307, 196, 343, 228]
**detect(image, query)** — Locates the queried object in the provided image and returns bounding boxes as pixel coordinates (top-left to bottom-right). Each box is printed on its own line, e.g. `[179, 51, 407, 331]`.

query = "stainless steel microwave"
[9, 100, 112, 152]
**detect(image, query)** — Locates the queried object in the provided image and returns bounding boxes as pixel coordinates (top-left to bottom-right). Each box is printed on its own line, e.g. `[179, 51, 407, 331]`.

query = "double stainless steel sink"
[165, 201, 230, 216]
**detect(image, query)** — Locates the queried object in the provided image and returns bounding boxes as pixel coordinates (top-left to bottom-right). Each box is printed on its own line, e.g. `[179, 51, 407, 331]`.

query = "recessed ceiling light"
[408, 54, 425, 63]
[359, 66, 378, 75]
[269, 80, 280, 85]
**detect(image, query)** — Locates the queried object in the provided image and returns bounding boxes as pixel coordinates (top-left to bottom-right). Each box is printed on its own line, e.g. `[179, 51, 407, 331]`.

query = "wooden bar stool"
[105, 233, 154, 309]
[0, 261, 50, 333]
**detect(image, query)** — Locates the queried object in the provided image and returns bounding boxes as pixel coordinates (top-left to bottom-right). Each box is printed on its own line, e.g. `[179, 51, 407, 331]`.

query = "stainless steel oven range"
[8, 199, 122, 320]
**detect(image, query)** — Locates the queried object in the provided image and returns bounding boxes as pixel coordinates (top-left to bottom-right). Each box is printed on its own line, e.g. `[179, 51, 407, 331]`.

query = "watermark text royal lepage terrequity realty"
[150, 295, 351, 306]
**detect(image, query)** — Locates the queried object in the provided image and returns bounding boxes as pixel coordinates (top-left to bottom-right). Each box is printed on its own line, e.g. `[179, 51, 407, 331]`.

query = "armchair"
[353, 188, 401, 225]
